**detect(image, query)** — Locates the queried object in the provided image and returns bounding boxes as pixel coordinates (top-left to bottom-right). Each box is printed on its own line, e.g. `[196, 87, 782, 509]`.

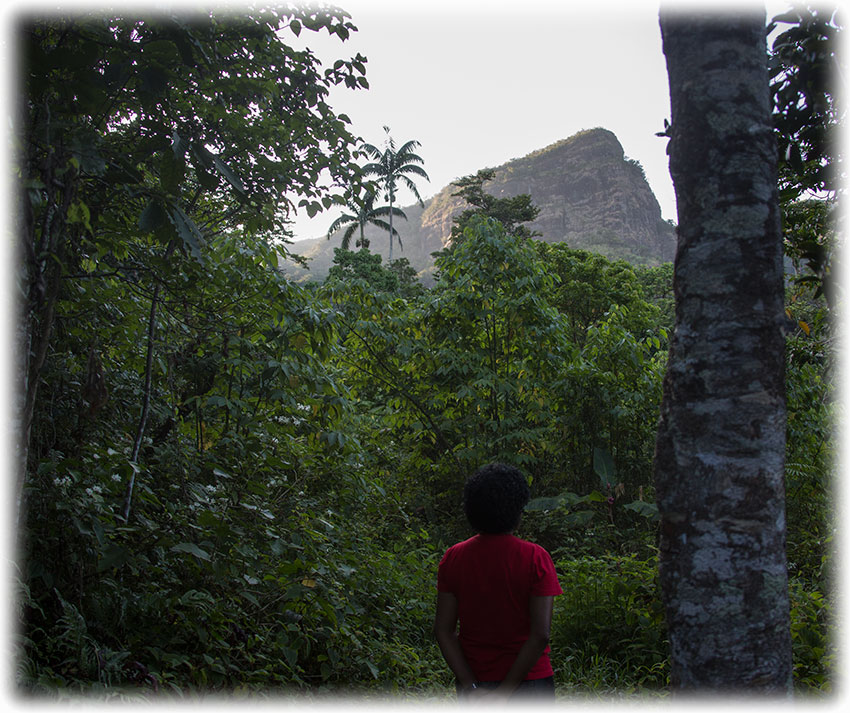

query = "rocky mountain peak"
[284, 127, 675, 283]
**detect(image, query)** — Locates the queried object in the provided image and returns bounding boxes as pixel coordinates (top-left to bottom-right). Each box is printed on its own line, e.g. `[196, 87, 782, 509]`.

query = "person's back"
[434, 463, 562, 701]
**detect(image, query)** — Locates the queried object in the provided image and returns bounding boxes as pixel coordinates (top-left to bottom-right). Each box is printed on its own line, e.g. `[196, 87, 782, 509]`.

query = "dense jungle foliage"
[15, 3, 838, 701]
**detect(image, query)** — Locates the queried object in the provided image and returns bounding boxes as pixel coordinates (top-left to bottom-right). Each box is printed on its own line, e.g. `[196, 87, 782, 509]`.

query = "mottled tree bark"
[655, 6, 793, 693]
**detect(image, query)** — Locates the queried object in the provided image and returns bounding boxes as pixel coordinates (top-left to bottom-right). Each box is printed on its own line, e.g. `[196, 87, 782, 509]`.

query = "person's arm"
[433, 591, 480, 692]
[490, 595, 555, 698]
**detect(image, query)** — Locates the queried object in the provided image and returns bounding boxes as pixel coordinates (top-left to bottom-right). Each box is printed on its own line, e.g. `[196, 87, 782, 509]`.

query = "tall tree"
[326, 189, 406, 250]
[654, 6, 792, 692]
[769, 4, 843, 308]
[361, 126, 429, 261]
[448, 169, 540, 246]
[18, 8, 368, 525]
[769, 4, 843, 202]
[769, 5, 840, 602]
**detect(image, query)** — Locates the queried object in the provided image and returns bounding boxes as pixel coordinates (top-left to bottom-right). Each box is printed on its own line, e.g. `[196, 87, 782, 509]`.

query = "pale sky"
[1, 0, 792, 243]
[286, 0, 792, 241]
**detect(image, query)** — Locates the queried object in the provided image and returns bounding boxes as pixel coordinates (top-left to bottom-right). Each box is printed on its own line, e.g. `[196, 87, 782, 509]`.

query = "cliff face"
[284, 128, 675, 282]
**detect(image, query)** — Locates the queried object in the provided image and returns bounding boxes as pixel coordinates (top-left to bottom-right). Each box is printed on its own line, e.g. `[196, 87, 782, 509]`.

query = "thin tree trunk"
[655, 6, 792, 692]
[17, 141, 78, 532]
[18, 251, 62, 530]
[122, 282, 160, 522]
[388, 194, 394, 262]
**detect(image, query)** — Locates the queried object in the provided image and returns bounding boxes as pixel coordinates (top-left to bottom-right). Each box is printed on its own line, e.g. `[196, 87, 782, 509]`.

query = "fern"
[54, 589, 98, 679]
[52, 589, 128, 686]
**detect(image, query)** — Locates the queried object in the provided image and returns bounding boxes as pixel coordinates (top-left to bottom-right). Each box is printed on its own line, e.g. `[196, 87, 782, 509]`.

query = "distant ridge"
[282, 127, 676, 283]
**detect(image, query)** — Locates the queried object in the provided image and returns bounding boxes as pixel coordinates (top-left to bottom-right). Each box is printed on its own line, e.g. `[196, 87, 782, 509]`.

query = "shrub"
[550, 555, 668, 693]
[789, 578, 835, 693]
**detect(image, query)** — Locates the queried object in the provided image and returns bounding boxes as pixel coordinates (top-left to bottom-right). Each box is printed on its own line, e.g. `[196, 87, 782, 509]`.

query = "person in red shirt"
[434, 463, 563, 701]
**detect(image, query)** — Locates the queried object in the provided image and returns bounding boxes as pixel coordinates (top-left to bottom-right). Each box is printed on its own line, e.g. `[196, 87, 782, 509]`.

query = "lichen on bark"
[655, 7, 793, 694]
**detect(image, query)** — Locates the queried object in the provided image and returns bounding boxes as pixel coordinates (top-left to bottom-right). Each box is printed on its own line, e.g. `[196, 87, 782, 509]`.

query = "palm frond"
[361, 160, 383, 177]
[360, 142, 382, 160]
[372, 205, 408, 220]
[326, 212, 357, 238]
[396, 139, 423, 156]
[370, 218, 401, 237]
[340, 223, 358, 250]
[399, 175, 425, 204]
[398, 164, 429, 180]
[370, 219, 402, 248]
[382, 125, 396, 152]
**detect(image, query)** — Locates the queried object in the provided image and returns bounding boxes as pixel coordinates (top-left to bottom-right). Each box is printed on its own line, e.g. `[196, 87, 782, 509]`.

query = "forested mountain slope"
[283, 128, 676, 282]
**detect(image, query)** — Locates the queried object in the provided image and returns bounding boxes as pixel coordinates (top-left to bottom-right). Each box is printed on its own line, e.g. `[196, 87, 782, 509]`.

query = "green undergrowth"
[548, 553, 834, 697]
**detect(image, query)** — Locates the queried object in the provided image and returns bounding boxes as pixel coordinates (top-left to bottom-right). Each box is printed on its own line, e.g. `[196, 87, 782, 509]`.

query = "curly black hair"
[463, 463, 530, 534]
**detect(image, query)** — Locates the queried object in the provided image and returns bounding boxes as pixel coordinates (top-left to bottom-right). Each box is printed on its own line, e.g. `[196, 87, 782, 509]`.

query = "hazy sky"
[286, 0, 791, 241]
[1, 0, 791, 244]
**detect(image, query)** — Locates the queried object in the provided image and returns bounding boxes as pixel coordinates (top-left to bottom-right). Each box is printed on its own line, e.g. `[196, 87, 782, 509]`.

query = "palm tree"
[361, 126, 429, 261]
[326, 190, 407, 251]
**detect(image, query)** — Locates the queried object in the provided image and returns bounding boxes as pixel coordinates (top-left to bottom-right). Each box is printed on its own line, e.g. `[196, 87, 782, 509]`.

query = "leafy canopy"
[22, 7, 370, 253]
[448, 169, 541, 247]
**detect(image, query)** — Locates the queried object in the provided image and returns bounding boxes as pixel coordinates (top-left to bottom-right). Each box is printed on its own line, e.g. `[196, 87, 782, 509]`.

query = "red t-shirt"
[437, 534, 562, 681]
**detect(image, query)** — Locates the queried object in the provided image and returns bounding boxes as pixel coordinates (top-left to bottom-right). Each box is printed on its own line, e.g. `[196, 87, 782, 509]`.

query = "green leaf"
[68, 132, 106, 175]
[197, 510, 219, 528]
[191, 142, 214, 170]
[138, 65, 169, 96]
[97, 543, 129, 572]
[283, 583, 307, 600]
[212, 155, 246, 195]
[171, 542, 211, 560]
[67, 200, 93, 233]
[171, 35, 197, 67]
[167, 204, 205, 260]
[160, 149, 186, 194]
[91, 518, 105, 546]
[283, 647, 298, 666]
[525, 496, 563, 512]
[139, 199, 167, 233]
[364, 659, 379, 679]
[563, 510, 596, 527]
[623, 500, 659, 520]
[593, 447, 617, 486]
[559, 490, 589, 506]
[171, 130, 188, 158]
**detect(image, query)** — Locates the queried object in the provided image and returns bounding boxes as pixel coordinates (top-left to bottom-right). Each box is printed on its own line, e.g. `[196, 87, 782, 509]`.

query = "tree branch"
[122, 281, 161, 522]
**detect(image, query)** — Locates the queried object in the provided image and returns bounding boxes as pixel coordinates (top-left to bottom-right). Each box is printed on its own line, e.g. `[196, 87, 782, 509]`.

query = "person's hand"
[468, 687, 511, 704]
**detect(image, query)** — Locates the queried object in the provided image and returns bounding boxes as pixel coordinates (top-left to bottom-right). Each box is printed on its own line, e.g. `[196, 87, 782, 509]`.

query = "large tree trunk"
[655, 6, 793, 692]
